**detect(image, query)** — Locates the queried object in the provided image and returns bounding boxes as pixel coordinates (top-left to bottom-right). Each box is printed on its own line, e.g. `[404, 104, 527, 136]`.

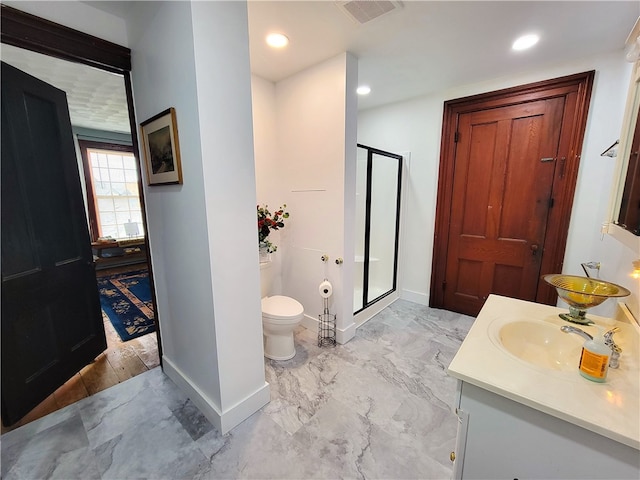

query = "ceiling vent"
[337, 1, 403, 25]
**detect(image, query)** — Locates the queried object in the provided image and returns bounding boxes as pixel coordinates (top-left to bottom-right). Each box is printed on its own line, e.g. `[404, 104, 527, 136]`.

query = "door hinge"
[549, 198, 555, 208]
[454, 131, 460, 143]
[442, 281, 447, 291]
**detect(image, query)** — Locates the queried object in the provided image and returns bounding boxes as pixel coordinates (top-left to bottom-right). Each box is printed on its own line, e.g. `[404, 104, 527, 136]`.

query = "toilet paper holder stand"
[318, 298, 336, 348]
[317, 277, 336, 347]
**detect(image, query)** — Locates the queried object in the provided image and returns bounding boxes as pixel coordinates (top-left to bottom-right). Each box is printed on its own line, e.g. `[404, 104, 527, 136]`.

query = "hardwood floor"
[1, 264, 159, 434]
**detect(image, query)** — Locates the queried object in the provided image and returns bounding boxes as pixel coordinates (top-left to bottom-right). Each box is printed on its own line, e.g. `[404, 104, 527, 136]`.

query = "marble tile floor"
[0, 299, 474, 480]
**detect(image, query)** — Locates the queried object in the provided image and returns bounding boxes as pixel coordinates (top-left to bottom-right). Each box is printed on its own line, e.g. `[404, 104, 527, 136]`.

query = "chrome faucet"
[580, 261, 601, 278]
[560, 325, 592, 341]
[560, 325, 622, 369]
[604, 327, 621, 369]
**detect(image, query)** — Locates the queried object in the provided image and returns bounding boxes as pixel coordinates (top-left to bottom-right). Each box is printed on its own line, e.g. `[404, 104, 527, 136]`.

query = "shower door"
[354, 144, 402, 313]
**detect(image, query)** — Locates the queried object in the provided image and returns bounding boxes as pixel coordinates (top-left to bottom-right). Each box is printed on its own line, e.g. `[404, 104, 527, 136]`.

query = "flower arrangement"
[257, 204, 289, 253]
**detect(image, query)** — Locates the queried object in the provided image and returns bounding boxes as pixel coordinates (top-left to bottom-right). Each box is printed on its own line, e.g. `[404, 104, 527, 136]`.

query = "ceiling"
[3, 1, 638, 133]
[1, 43, 130, 132]
[247, 1, 638, 109]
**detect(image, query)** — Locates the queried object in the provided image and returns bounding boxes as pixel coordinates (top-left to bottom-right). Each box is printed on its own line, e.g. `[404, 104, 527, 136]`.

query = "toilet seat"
[261, 295, 304, 321]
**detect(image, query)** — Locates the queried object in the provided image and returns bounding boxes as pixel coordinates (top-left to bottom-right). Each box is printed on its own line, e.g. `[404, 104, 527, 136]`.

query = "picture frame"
[140, 107, 183, 185]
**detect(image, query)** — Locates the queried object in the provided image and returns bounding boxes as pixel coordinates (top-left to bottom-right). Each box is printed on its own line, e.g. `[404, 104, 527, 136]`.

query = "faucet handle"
[604, 327, 620, 347]
[604, 327, 622, 369]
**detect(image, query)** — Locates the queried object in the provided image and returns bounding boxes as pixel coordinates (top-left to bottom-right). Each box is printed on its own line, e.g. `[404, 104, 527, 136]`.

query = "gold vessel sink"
[543, 274, 631, 325]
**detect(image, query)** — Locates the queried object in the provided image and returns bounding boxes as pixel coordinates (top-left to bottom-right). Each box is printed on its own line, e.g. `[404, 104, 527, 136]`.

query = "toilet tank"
[259, 260, 273, 298]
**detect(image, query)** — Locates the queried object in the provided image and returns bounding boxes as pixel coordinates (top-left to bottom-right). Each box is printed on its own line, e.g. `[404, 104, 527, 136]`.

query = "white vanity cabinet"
[447, 295, 640, 480]
[451, 380, 639, 480]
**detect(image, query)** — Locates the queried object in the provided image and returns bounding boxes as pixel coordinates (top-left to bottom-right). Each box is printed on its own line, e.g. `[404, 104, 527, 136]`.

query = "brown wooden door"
[431, 72, 594, 317]
[444, 98, 563, 315]
[1, 62, 107, 426]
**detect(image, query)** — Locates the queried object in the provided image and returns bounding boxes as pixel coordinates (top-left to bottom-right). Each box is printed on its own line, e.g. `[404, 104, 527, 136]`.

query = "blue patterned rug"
[97, 269, 155, 342]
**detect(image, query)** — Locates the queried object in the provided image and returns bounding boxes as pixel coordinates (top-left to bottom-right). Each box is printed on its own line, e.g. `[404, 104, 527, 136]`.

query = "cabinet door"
[451, 407, 469, 480]
[459, 382, 639, 479]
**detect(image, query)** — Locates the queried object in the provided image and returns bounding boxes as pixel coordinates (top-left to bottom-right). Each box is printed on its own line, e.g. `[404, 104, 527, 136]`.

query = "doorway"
[430, 72, 595, 317]
[1, 265, 159, 434]
[1, 5, 160, 430]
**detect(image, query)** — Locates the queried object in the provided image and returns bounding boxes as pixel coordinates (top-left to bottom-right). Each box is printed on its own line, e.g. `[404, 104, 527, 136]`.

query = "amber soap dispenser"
[578, 327, 610, 382]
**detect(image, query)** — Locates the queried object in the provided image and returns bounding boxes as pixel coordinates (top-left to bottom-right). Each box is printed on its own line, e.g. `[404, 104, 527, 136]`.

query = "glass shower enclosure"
[354, 144, 403, 314]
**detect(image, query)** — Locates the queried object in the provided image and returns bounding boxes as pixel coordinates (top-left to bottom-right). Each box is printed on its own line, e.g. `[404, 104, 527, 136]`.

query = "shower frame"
[355, 143, 403, 315]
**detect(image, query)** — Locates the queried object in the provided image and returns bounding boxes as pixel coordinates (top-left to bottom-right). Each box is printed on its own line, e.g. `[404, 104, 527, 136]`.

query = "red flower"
[257, 204, 289, 252]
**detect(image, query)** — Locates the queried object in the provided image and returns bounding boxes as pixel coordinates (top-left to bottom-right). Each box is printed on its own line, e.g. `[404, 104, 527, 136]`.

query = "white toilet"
[260, 260, 304, 360]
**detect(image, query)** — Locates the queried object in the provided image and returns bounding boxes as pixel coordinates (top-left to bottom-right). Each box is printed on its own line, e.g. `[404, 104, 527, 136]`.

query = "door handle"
[530, 244, 539, 256]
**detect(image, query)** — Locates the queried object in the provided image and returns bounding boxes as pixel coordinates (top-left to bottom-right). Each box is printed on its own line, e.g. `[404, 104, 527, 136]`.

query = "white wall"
[252, 76, 279, 204]
[252, 53, 358, 342]
[343, 52, 358, 337]
[15, 0, 268, 434]
[125, 1, 268, 433]
[251, 75, 285, 293]
[358, 94, 448, 305]
[358, 51, 638, 318]
[562, 56, 637, 318]
[190, 1, 267, 419]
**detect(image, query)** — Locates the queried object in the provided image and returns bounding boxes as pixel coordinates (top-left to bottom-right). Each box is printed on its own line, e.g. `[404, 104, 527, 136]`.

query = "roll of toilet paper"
[319, 280, 333, 298]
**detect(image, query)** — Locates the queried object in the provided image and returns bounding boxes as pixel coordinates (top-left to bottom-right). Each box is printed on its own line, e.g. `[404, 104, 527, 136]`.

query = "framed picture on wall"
[140, 107, 183, 185]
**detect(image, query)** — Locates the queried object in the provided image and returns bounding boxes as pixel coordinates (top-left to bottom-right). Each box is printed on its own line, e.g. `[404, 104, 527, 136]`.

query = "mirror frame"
[607, 19, 640, 253]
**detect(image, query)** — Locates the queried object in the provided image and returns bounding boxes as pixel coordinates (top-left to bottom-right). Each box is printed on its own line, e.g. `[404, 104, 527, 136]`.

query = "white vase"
[259, 244, 270, 262]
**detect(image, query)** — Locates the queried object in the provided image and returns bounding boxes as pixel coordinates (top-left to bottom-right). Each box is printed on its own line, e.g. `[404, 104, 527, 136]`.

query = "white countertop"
[448, 294, 640, 450]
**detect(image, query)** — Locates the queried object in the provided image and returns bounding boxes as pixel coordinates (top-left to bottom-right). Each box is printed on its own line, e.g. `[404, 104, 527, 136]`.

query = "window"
[79, 140, 144, 241]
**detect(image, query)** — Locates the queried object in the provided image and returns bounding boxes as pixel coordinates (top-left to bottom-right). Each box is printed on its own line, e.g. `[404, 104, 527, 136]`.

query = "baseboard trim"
[401, 289, 429, 306]
[301, 313, 317, 332]
[219, 382, 270, 434]
[337, 321, 356, 344]
[354, 292, 398, 327]
[162, 356, 223, 432]
[162, 356, 270, 434]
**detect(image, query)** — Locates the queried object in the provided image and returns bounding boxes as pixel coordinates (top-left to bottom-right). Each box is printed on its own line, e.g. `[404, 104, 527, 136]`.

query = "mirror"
[616, 106, 640, 235]
[608, 19, 640, 251]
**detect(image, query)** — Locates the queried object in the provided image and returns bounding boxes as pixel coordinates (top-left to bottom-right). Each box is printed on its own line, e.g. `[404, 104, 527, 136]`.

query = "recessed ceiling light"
[512, 34, 539, 51]
[357, 85, 371, 95]
[266, 33, 289, 48]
